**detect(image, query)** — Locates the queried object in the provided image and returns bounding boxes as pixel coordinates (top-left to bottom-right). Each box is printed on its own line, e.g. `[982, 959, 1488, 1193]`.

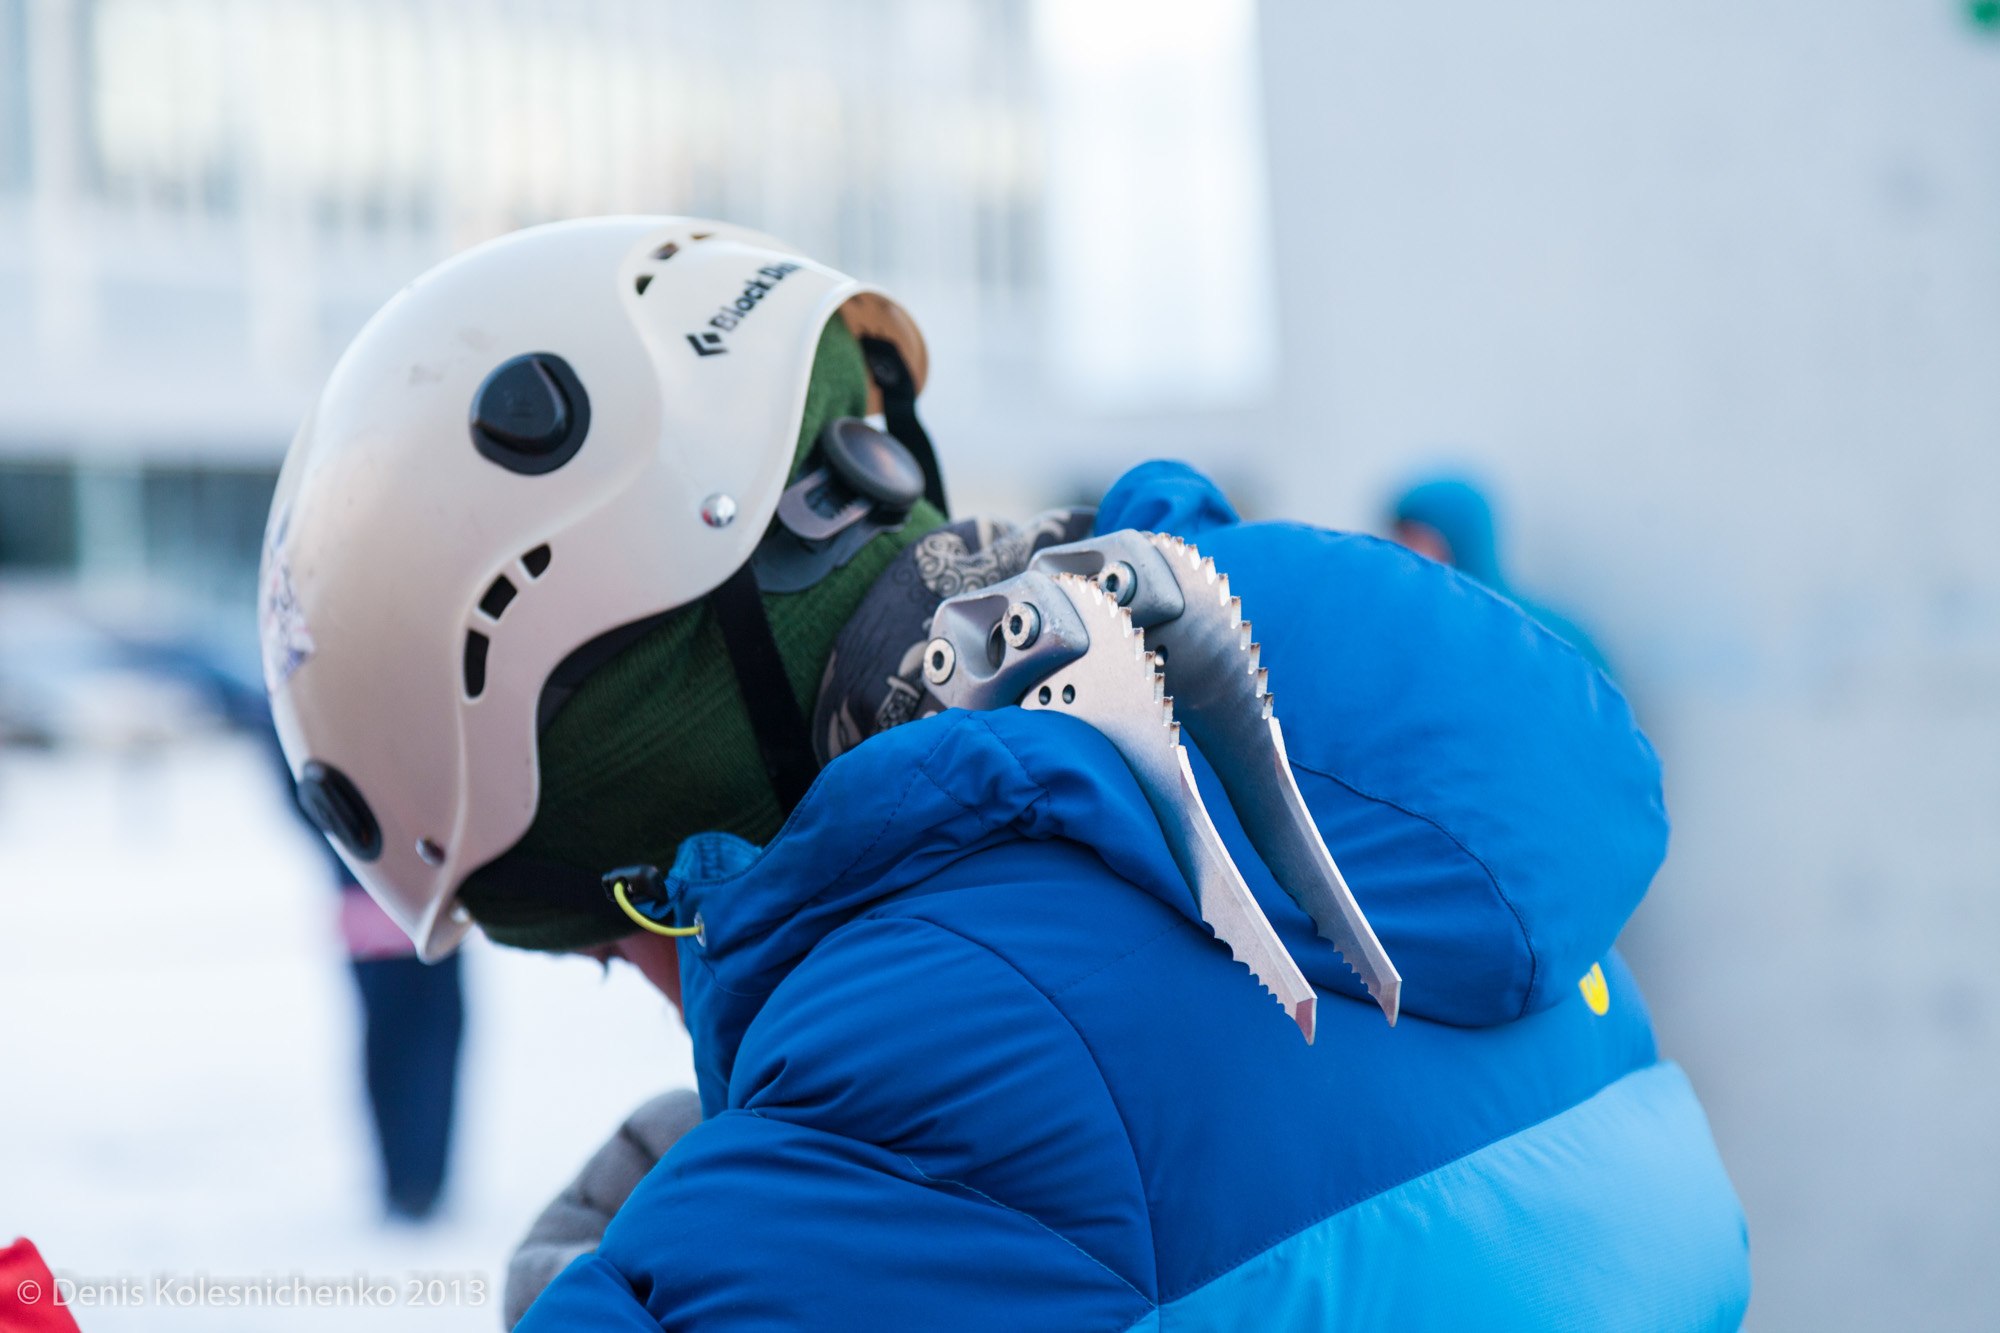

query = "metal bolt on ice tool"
[923, 532, 1401, 1039]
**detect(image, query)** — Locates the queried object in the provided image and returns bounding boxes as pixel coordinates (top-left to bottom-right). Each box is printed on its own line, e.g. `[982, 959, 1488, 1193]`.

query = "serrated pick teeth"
[1046, 565, 1321, 1042]
[1145, 535, 1271, 705]
[1048, 572, 1178, 737]
[1222, 939, 1317, 1037]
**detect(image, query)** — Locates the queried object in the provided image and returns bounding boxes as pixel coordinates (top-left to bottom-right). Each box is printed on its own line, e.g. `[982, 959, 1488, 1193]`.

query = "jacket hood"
[668, 462, 1667, 1100]
[1389, 473, 1611, 674]
[1103, 462, 1664, 1027]
[666, 707, 1213, 1107]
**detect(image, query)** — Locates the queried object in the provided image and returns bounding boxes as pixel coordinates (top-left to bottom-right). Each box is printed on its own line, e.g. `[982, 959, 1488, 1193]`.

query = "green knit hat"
[458, 316, 944, 950]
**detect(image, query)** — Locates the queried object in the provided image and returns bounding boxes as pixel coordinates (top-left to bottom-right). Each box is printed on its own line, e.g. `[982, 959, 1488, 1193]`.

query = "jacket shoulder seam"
[736, 1101, 1154, 1316]
[901, 912, 1163, 1307]
[1287, 755, 1539, 1020]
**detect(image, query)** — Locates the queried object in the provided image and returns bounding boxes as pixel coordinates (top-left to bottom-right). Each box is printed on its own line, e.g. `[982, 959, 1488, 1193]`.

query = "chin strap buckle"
[601, 864, 702, 939]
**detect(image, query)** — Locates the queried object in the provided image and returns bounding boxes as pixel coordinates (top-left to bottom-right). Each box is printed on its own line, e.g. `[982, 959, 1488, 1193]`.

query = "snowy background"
[0, 730, 693, 1332]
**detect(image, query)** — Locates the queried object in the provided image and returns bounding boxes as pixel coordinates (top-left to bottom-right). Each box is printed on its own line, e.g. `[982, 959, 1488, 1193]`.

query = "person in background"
[1390, 475, 1612, 676]
[282, 753, 464, 1222]
[322, 823, 464, 1220]
[109, 635, 465, 1222]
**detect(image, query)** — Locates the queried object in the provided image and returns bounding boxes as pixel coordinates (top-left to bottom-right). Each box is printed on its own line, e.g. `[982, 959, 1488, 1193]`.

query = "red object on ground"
[0, 1238, 84, 1333]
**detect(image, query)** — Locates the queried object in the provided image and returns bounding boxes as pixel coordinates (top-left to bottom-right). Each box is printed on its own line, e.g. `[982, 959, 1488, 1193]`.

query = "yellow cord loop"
[610, 879, 702, 938]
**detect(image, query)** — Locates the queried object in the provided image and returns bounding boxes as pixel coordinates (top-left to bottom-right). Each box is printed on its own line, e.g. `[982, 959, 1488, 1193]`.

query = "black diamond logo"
[687, 331, 728, 357]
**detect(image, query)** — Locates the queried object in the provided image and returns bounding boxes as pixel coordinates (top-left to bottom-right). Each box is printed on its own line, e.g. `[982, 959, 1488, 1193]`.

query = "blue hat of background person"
[1391, 474, 1610, 676]
[1392, 476, 1504, 588]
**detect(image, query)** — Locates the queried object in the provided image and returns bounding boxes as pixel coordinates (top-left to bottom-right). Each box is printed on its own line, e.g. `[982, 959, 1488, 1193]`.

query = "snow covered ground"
[0, 735, 697, 1332]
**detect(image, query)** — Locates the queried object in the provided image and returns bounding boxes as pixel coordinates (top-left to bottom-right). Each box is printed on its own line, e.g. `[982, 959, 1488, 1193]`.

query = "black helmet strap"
[703, 561, 819, 812]
[860, 336, 947, 516]
[703, 335, 944, 817]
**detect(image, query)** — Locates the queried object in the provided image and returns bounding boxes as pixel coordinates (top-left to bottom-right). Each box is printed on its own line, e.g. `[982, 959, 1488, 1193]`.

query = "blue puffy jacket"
[520, 462, 1751, 1331]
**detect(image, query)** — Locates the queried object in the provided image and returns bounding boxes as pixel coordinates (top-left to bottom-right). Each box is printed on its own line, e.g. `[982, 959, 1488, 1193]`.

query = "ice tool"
[921, 531, 1401, 1041]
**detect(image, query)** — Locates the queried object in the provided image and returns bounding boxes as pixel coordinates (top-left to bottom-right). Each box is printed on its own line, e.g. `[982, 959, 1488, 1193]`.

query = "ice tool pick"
[921, 530, 1402, 1043]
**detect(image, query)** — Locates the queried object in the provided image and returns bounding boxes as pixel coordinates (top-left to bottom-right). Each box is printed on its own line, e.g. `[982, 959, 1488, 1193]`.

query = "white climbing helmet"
[259, 216, 930, 959]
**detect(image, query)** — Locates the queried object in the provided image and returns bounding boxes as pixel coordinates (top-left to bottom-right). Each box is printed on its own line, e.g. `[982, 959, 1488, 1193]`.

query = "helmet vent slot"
[653, 241, 680, 261]
[633, 273, 653, 296]
[464, 631, 490, 698]
[479, 575, 518, 619]
[521, 544, 551, 578]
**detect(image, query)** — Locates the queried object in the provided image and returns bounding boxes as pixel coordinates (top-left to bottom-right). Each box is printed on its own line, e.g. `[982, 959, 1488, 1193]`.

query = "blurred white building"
[4, 0, 1042, 439]
[0, 0, 1275, 619]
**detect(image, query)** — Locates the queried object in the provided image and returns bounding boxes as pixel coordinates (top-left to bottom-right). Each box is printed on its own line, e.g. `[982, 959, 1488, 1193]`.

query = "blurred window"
[0, 460, 277, 613]
[86, 0, 236, 214]
[70, 0, 1044, 305]
[138, 466, 276, 604]
[0, 462, 78, 569]
[1033, 0, 1277, 412]
[0, 0, 26, 194]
